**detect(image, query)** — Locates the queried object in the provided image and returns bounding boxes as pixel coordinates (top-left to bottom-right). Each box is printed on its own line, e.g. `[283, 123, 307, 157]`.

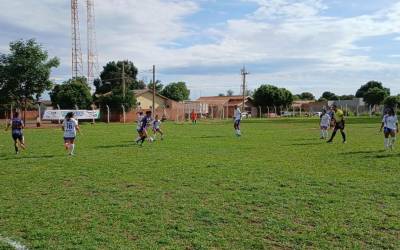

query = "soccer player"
[135, 111, 144, 141]
[233, 105, 242, 136]
[5, 112, 26, 154]
[327, 104, 346, 144]
[190, 110, 197, 125]
[136, 111, 152, 146]
[62, 112, 80, 156]
[380, 107, 398, 150]
[152, 114, 164, 141]
[320, 109, 331, 139]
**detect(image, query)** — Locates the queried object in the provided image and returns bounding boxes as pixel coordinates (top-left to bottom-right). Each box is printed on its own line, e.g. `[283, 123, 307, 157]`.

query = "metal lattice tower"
[71, 0, 83, 78]
[86, 0, 99, 85]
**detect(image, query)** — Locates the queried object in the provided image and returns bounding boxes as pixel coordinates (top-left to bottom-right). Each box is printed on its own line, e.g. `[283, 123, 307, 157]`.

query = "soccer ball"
[148, 137, 154, 143]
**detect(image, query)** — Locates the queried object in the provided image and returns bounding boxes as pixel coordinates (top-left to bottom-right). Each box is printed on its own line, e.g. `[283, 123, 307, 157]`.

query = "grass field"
[0, 118, 399, 249]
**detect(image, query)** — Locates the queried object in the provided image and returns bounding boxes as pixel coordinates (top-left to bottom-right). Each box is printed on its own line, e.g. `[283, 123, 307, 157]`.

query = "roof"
[133, 89, 169, 100]
[196, 95, 252, 106]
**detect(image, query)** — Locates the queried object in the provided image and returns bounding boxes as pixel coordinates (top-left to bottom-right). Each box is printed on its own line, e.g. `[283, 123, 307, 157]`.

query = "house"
[134, 89, 172, 110]
[196, 95, 257, 118]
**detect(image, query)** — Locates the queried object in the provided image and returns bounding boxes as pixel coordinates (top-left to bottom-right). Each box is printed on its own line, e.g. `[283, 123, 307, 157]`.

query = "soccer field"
[0, 118, 399, 249]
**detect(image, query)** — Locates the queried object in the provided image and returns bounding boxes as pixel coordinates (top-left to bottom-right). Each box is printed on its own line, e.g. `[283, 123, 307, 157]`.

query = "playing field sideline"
[0, 118, 399, 249]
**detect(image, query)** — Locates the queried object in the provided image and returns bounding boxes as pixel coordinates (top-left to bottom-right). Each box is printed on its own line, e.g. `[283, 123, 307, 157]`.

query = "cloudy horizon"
[1, 0, 400, 100]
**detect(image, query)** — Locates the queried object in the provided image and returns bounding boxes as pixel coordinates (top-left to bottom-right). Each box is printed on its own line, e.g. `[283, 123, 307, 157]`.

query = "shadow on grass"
[95, 144, 135, 149]
[196, 135, 228, 139]
[366, 153, 400, 159]
[0, 154, 55, 161]
[340, 150, 386, 155]
[285, 142, 323, 146]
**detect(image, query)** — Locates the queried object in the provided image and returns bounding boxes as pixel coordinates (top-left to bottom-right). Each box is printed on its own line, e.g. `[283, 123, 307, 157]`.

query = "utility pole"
[122, 62, 126, 98]
[152, 65, 156, 115]
[241, 66, 249, 112]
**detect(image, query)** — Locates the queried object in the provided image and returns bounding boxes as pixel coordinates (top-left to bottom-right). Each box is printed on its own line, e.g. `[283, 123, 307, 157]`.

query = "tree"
[93, 60, 140, 110]
[147, 80, 163, 93]
[299, 92, 315, 100]
[356, 81, 390, 98]
[161, 82, 190, 101]
[226, 89, 234, 96]
[0, 39, 59, 116]
[218, 93, 225, 97]
[363, 87, 388, 107]
[319, 91, 338, 101]
[253, 84, 293, 111]
[383, 95, 400, 108]
[339, 95, 355, 100]
[50, 77, 93, 109]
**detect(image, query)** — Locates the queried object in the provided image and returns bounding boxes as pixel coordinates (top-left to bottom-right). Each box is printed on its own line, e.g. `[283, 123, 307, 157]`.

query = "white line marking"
[0, 235, 28, 250]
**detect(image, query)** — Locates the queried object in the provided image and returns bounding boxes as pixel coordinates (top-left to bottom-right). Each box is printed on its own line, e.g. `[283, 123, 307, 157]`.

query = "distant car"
[241, 112, 251, 118]
[313, 112, 322, 117]
[281, 111, 294, 117]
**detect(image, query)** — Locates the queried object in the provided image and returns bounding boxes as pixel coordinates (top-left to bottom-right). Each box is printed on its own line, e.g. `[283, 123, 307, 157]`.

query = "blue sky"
[1, 0, 400, 100]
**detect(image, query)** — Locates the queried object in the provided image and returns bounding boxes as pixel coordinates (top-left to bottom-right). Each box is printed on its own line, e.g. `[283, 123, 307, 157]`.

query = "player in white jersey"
[152, 114, 164, 141]
[320, 109, 331, 139]
[380, 107, 398, 150]
[233, 105, 242, 136]
[62, 112, 80, 156]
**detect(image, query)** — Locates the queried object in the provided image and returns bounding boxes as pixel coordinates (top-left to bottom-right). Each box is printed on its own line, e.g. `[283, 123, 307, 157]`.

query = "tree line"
[1, 39, 399, 115]
[0, 39, 190, 114]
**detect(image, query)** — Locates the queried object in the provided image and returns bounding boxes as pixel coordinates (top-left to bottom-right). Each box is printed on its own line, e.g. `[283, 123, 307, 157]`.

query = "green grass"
[0, 118, 399, 249]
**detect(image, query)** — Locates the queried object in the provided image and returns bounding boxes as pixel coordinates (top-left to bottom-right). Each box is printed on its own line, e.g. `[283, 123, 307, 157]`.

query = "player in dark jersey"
[135, 111, 152, 146]
[5, 112, 26, 154]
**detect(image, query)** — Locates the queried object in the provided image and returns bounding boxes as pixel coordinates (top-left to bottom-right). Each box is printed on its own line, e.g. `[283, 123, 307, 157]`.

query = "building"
[196, 95, 257, 118]
[327, 98, 365, 109]
[134, 89, 171, 110]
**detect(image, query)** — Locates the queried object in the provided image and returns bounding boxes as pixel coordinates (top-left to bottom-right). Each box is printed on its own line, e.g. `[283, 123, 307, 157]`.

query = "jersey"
[139, 116, 151, 131]
[320, 114, 331, 127]
[153, 119, 161, 130]
[136, 115, 144, 130]
[334, 109, 344, 122]
[382, 115, 398, 130]
[10, 118, 24, 135]
[234, 108, 241, 121]
[63, 118, 78, 138]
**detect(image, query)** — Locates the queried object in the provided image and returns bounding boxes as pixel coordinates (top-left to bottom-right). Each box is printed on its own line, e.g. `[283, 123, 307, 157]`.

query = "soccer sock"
[325, 130, 329, 138]
[70, 144, 75, 154]
[320, 130, 324, 138]
[14, 143, 18, 153]
[141, 136, 146, 144]
[391, 137, 396, 147]
[341, 131, 346, 142]
[328, 131, 337, 141]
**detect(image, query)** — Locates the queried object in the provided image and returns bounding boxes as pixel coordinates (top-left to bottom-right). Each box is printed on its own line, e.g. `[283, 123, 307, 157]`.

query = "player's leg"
[19, 135, 26, 150]
[340, 128, 346, 143]
[12, 135, 19, 154]
[69, 138, 76, 155]
[320, 126, 325, 139]
[389, 129, 396, 149]
[327, 127, 338, 143]
[383, 129, 390, 149]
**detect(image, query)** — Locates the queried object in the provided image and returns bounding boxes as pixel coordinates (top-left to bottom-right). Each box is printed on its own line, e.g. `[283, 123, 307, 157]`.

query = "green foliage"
[319, 91, 338, 101]
[383, 95, 400, 108]
[253, 84, 293, 110]
[147, 80, 163, 93]
[339, 94, 355, 100]
[94, 60, 140, 110]
[363, 87, 389, 107]
[218, 93, 225, 97]
[356, 81, 390, 98]
[0, 39, 59, 108]
[298, 92, 315, 100]
[50, 77, 93, 109]
[226, 89, 234, 96]
[161, 82, 190, 101]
